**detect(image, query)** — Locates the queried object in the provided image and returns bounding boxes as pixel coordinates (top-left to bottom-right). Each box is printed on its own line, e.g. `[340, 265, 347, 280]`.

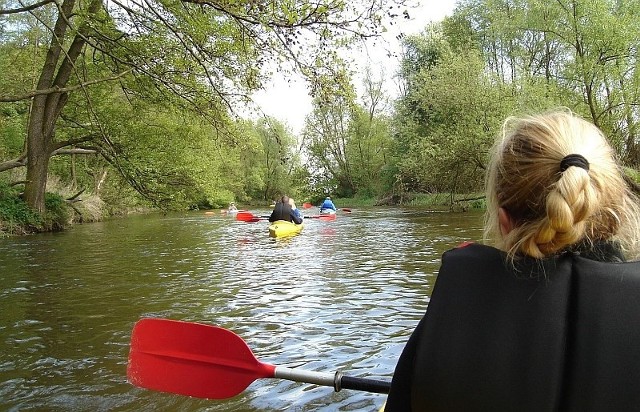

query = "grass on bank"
[408, 193, 486, 210]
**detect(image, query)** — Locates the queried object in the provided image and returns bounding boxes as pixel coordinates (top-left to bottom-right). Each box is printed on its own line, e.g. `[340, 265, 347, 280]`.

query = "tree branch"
[0, 70, 132, 102]
[52, 134, 99, 150]
[0, 155, 28, 172]
[0, 0, 55, 15]
[51, 148, 98, 156]
[66, 188, 86, 201]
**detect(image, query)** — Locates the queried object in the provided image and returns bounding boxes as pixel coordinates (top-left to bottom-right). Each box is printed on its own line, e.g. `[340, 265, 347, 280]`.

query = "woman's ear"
[498, 207, 513, 236]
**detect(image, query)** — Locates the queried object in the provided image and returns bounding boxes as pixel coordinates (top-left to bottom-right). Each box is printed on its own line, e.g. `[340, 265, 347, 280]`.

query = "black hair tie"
[560, 154, 589, 173]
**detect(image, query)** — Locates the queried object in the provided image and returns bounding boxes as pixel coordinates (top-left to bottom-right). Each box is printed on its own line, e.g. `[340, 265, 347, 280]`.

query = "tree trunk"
[23, 139, 52, 214]
[24, 94, 55, 213]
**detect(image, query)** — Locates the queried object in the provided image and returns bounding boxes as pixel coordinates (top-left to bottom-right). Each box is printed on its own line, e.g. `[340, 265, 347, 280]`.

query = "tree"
[346, 67, 392, 197]
[255, 117, 305, 201]
[392, 23, 516, 198]
[0, 0, 404, 213]
[303, 66, 358, 197]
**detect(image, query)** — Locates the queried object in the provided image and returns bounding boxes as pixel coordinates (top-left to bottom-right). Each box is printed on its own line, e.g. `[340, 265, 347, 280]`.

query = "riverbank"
[0, 182, 153, 237]
[0, 183, 485, 237]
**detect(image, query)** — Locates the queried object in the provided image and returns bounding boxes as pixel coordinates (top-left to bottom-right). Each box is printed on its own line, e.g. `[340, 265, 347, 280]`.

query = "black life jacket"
[269, 202, 293, 222]
[385, 242, 640, 412]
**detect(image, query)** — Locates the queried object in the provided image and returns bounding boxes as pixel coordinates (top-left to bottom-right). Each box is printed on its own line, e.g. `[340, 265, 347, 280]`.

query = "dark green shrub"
[43, 192, 71, 231]
[0, 183, 71, 234]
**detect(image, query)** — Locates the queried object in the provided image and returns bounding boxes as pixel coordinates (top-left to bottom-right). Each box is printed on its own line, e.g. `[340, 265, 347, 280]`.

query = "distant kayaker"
[227, 202, 238, 213]
[319, 196, 337, 213]
[385, 109, 640, 411]
[269, 195, 303, 224]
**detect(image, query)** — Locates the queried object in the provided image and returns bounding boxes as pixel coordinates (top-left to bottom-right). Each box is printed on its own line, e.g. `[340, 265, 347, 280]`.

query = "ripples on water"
[0, 207, 484, 411]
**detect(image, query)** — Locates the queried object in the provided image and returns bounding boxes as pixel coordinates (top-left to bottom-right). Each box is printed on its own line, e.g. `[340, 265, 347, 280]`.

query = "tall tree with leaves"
[303, 65, 358, 196]
[255, 117, 305, 201]
[392, 22, 517, 198]
[346, 67, 392, 197]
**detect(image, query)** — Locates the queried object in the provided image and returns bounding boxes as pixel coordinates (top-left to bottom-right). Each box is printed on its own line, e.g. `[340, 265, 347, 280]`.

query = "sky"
[250, 0, 459, 135]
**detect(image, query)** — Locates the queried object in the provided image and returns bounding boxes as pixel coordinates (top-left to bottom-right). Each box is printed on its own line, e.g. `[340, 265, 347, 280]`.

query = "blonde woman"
[384, 110, 640, 411]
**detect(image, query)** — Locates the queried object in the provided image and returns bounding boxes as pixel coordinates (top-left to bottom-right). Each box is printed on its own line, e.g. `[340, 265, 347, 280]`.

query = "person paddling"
[319, 196, 337, 214]
[384, 109, 640, 411]
[268, 195, 303, 224]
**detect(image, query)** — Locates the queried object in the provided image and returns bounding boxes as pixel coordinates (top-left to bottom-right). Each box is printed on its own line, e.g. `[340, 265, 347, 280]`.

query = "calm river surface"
[0, 207, 484, 411]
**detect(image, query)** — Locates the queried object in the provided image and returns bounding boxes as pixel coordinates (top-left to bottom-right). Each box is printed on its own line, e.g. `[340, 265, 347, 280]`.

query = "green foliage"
[0, 183, 42, 230]
[470, 198, 486, 209]
[1, 0, 400, 215]
[304, 64, 394, 199]
[5, 0, 637, 225]
[393, 29, 516, 196]
[0, 107, 26, 159]
[345, 71, 394, 198]
[43, 192, 71, 230]
[0, 183, 71, 235]
[389, 0, 640, 205]
[454, 0, 640, 166]
[254, 117, 307, 201]
[624, 167, 640, 185]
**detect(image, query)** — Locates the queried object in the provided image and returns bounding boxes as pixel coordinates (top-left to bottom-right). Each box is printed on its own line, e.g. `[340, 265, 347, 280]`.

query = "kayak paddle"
[127, 318, 391, 399]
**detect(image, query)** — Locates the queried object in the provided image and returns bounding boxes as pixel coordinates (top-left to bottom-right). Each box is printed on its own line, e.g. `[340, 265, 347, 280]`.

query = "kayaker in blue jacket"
[319, 196, 337, 213]
[384, 109, 640, 411]
[269, 195, 303, 224]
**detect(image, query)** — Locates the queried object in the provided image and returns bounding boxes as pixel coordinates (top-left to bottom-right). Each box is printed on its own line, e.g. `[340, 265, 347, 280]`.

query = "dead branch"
[66, 188, 86, 202]
[10, 180, 29, 187]
[51, 148, 98, 156]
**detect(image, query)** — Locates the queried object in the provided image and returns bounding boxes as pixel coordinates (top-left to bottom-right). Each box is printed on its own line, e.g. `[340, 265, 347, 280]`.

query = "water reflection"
[0, 208, 484, 411]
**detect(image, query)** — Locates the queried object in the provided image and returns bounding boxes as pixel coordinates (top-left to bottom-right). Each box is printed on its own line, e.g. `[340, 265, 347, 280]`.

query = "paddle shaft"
[274, 366, 390, 394]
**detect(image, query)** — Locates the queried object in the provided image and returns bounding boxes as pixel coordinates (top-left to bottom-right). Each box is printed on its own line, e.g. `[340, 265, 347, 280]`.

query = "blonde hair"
[484, 109, 640, 260]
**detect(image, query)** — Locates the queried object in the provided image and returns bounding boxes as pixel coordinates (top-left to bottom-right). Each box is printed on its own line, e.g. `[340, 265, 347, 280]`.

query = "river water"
[0, 207, 484, 411]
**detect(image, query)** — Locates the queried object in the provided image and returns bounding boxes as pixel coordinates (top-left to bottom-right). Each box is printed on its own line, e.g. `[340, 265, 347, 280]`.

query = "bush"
[43, 192, 71, 231]
[0, 183, 41, 234]
[0, 183, 72, 235]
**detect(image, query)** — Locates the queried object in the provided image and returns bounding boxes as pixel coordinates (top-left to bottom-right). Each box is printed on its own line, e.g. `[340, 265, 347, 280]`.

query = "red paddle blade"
[236, 211, 257, 221]
[127, 318, 276, 399]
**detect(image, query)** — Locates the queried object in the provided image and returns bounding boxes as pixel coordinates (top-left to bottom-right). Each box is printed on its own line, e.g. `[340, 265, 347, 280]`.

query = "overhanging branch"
[51, 148, 98, 155]
[0, 0, 55, 15]
[0, 69, 132, 102]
